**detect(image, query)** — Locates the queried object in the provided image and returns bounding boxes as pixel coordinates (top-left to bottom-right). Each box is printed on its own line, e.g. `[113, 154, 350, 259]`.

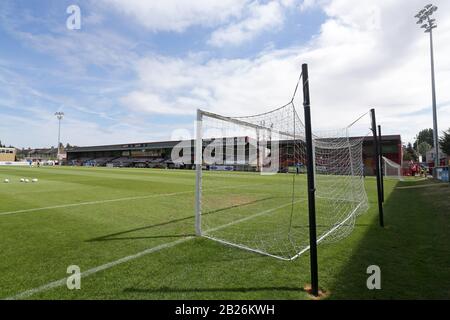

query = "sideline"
[396, 183, 448, 190]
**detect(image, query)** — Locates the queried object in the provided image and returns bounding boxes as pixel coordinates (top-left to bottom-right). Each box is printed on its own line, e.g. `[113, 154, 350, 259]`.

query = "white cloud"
[102, 0, 297, 47]
[300, 0, 319, 11]
[120, 91, 196, 115]
[121, 0, 450, 144]
[208, 1, 286, 47]
[120, 50, 300, 117]
[304, 0, 450, 142]
[0, 112, 178, 148]
[100, 0, 248, 32]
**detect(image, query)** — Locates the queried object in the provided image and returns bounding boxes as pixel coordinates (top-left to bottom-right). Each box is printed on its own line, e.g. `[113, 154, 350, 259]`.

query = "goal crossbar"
[198, 109, 302, 140]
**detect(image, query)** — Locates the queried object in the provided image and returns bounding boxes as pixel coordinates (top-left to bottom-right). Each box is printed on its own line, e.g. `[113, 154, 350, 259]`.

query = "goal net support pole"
[371, 109, 384, 227]
[195, 109, 203, 236]
[302, 63, 319, 296]
[378, 125, 384, 203]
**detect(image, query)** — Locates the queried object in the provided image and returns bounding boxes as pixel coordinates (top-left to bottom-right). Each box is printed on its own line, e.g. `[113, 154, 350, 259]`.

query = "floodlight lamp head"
[55, 111, 64, 120]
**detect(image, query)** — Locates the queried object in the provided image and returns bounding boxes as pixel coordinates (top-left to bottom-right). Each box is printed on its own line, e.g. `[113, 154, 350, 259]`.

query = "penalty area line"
[0, 183, 263, 217]
[0, 191, 193, 217]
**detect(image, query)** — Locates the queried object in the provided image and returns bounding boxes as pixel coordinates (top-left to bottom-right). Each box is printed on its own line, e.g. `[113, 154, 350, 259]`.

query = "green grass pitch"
[0, 166, 448, 299]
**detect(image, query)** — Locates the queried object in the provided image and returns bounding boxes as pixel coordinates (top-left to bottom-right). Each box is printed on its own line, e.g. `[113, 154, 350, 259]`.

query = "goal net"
[195, 73, 370, 261]
[382, 156, 403, 180]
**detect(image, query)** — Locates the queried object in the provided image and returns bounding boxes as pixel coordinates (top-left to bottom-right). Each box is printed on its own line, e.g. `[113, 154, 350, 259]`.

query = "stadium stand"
[66, 135, 402, 174]
[0, 148, 16, 162]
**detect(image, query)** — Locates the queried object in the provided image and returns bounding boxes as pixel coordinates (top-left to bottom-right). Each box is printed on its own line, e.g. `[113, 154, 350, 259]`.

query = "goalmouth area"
[0, 165, 448, 300]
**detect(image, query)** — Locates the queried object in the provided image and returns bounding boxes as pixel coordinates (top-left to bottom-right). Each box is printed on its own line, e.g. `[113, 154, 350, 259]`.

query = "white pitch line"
[0, 183, 263, 217]
[289, 202, 362, 260]
[4, 196, 304, 300]
[203, 198, 307, 261]
[396, 183, 448, 190]
[4, 237, 194, 300]
[0, 191, 192, 217]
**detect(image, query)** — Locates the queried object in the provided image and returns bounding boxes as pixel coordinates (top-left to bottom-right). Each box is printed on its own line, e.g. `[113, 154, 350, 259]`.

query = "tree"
[418, 141, 432, 161]
[439, 128, 450, 156]
[414, 128, 434, 148]
[403, 142, 418, 162]
[403, 150, 413, 161]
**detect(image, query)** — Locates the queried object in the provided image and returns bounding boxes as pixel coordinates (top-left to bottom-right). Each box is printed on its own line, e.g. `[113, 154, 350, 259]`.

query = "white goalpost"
[194, 66, 371, 262]
[382, 156, 403, 181]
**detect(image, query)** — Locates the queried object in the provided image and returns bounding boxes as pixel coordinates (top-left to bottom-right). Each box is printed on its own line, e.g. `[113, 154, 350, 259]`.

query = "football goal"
[382, 156, 403, 180]
[194, 64, 370, 263]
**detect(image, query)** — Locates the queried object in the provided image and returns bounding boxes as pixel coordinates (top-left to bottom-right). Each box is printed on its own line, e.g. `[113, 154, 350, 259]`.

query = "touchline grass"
[0, 166, 448, 299]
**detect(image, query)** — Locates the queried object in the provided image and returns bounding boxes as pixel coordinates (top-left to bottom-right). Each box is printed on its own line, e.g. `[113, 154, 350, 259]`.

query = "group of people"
[409, 161, 428, 177]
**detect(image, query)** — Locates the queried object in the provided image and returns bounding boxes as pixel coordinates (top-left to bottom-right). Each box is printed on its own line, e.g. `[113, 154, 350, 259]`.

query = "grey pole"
[415, 4, 439, 168]
[58, 118, 61, 151]
[429, 27, 439, 167]
[54, 112, 64, 160]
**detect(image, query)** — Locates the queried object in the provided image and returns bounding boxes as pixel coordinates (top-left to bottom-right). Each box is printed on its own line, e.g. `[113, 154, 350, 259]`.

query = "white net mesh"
[196, 74, 370, 261]
[382, 156, 403, 180]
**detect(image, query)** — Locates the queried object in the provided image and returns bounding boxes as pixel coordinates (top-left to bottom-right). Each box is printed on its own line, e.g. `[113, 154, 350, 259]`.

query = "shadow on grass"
[325, 178, 450, 299]
[86, 197, 273, 242]
[89, 234, 196, 241]
[85, 212, 195, 242]
[123, 286, 305, 294]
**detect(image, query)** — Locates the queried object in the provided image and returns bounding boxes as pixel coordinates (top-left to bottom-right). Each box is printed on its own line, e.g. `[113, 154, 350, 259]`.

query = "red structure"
[362, 135, 402, 176]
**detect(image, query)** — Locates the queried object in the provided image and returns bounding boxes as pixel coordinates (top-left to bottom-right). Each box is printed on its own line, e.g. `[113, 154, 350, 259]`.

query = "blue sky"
[1, 0, 449, 148]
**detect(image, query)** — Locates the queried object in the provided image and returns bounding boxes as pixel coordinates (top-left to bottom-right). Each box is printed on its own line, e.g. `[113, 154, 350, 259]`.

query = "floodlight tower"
[415, 4, 439, 168]
[55, 112, 64, 160]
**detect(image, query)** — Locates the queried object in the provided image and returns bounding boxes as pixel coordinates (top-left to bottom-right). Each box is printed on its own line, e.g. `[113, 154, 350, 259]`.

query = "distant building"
[67, 135, 402, 175]
[0, 147, 16, 162]
[67, 141, 176, 168]
[363, 135, 402, 176]
[16, 148, 58, 161]
[426, 146, 448, 167]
